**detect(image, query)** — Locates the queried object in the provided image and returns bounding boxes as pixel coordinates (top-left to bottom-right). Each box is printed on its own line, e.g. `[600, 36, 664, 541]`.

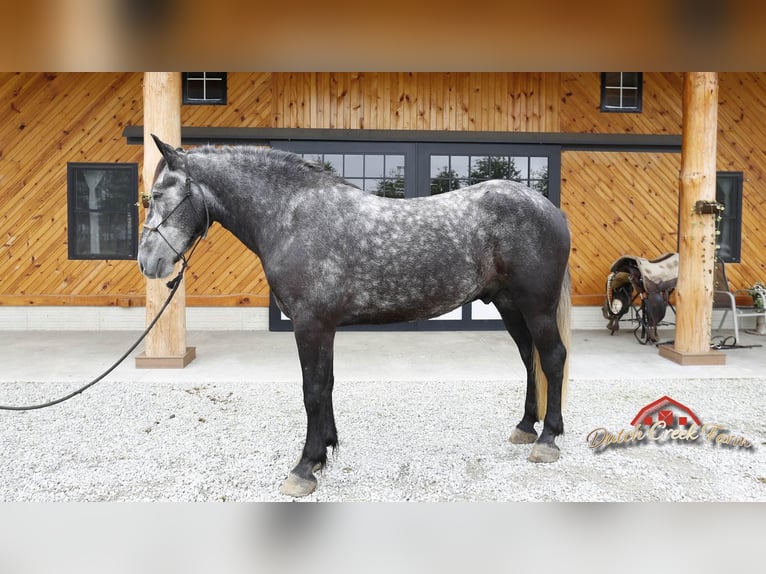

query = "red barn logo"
[586, 395, 753, 450]
[629, 395, 701, 428]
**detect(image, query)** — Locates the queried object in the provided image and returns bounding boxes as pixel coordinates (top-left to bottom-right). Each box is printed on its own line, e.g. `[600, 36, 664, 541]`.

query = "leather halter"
[142, 166, 210, 274]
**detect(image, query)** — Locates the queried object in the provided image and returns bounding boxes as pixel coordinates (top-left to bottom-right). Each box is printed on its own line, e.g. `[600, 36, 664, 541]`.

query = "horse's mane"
[188, 145, 351, 188]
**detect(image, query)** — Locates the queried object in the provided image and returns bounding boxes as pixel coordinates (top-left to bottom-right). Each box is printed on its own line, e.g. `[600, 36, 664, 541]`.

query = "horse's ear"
[151, 134, 185, 171]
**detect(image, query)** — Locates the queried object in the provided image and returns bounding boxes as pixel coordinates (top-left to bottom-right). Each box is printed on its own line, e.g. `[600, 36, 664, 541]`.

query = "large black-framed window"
[716, 171, 743, 263]
[182, 72, 227, 105]
[67, 163, 139, 260]
[275, 141, 561, 205]
[600, 72, 643, 113]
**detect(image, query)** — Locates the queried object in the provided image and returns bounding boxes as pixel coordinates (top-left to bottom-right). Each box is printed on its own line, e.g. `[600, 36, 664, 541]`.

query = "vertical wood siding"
[1, 72, 765, 309]
[271, 72, 560, 132]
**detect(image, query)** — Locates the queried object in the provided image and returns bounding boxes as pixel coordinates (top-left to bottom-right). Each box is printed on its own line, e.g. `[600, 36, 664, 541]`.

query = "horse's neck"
[199, 155, 290, 256]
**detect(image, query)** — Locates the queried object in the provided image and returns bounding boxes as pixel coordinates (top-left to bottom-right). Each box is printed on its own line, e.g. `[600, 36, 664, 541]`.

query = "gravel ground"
[0, 375, 763, 501]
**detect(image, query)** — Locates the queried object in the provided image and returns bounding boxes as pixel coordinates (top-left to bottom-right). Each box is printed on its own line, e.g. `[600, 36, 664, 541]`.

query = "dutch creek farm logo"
[586, 395, 753, 451]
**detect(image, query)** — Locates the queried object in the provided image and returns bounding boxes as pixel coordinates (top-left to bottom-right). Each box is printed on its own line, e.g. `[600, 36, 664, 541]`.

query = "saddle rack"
[602, 252, 679, 344]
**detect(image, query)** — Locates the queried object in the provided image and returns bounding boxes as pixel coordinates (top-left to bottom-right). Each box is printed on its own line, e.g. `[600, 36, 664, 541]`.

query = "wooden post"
[135, 72, 196, 369]
[659, 72, 725, 365]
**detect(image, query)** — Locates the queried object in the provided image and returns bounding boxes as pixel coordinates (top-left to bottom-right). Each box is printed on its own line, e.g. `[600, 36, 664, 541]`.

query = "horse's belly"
[339, 270, 483, 325]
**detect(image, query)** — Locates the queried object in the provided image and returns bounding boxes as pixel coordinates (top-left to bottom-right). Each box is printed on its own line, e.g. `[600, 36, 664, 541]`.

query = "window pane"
[530, 157, 548, 176]
[303, 153, 323, 164]
[73, 211, 94, 257]
[431, 155, 450, 178]
[377, 179, 404, 198]
[717, 177, 736, 199]
[77, 169, 107, 210]
[603, 72, 622, 87]
[451, 155, 469, 178]
[186, 79, 205, 100]
[324, 154, 343, 174]
[365, 155, 384, 178]
[621, 90, 639, 109]
[487, 156, 510, 179]
[344, 154, 363, 177]
[603, 89, 622, 108]
[385, 155, 405, 179]
[364, 178, 381, 192]
[622, 72, 640, 87]
[717, 220, 734, 261]
[204, 79, 225, 101]
[99, 213, 132, 255]
[392, 177, 405, 197]
[469, 156, 489, 183]
[511, 157, 528, 180]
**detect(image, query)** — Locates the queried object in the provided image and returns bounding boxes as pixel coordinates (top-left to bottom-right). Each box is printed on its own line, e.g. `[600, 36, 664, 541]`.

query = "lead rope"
[0, 164, 210, 412]
[0, 263, 188, 411]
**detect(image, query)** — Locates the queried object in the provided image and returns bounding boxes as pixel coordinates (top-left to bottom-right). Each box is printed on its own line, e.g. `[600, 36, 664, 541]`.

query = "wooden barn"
[1, 72, 765, 335]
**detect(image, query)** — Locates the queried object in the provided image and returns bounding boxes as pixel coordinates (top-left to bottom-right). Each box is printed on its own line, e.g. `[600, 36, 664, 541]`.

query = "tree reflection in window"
[300, 153, 406, 198]
[430, 155, 549, 196]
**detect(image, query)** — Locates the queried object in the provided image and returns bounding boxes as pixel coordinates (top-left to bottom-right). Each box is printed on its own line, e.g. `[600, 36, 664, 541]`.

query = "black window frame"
[600, 72, 643, 113]
[66, 162, 139, 260]
[715, 171, 743, 263]
[182, 72, 228, 105]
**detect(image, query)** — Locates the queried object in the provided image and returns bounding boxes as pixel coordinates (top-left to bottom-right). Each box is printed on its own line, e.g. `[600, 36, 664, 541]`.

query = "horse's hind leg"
[494, 298, 539, 445]
[525, 312, 567, 463]
[279, 322, 338, 497]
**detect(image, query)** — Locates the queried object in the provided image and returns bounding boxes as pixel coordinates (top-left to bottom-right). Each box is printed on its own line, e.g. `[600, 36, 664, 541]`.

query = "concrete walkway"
[0, 327, 762, 387]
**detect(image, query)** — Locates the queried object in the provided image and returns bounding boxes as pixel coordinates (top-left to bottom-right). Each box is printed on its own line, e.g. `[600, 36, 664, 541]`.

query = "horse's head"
[137, 135, 208, 279]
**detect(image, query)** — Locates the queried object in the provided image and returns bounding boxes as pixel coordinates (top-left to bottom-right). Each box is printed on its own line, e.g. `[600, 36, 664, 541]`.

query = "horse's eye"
[152, 192, 164, 201]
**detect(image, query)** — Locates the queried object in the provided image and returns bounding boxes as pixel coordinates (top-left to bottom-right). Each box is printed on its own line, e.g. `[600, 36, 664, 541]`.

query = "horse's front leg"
[279, 323, 337, 497]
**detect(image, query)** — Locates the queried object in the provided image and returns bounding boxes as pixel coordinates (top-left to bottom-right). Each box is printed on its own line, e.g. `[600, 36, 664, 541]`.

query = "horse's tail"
[533, 267, 571, 421]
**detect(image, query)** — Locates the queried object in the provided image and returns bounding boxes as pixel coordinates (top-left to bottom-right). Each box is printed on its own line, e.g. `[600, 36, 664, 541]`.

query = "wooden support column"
[659, 72, 725, 365]
[135, 72, 196, 369]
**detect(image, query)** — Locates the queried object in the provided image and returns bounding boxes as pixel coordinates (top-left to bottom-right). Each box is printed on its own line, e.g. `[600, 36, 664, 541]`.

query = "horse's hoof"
[508, 427, 538, 444]
[279, 472, 317, 497]
[527, 442, 560, 463]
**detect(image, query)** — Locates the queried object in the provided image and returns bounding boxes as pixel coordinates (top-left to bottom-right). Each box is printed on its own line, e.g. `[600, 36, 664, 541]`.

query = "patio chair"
[713, 260, 766, 344]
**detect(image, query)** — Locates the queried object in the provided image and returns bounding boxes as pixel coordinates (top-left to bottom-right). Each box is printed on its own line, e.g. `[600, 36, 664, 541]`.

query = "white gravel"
[0, 375, 763, 501]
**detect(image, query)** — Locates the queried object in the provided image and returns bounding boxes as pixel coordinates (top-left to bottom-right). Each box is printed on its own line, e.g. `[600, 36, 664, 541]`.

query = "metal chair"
[713, 260, 766, 344]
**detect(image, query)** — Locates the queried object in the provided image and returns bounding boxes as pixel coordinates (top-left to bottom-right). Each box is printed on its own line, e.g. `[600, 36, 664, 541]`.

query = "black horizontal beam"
[123, 126, 682, 152]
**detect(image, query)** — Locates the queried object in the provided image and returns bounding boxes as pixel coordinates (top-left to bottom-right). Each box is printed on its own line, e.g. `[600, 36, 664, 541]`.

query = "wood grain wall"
[561, 72, 766, 302]
[271, 72, 560, 132]
[1, 72, 765, 309]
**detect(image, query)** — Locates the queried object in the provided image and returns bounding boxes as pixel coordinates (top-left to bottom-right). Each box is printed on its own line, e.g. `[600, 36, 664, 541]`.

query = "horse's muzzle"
[137, 256, 174, 280]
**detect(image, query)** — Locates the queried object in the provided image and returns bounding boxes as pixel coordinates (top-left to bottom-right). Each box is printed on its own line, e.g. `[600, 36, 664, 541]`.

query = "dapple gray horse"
[138, 135, 571, 497]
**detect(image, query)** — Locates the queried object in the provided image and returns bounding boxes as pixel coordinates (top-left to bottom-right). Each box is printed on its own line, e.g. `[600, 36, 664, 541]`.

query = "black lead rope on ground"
[0, 265, 186, 412]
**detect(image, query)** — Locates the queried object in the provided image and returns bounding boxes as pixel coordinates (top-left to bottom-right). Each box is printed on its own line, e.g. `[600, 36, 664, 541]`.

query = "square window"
[182, 72, 227, 105]
[67, 163, 139, 260]
[600, 72, 643, 113]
